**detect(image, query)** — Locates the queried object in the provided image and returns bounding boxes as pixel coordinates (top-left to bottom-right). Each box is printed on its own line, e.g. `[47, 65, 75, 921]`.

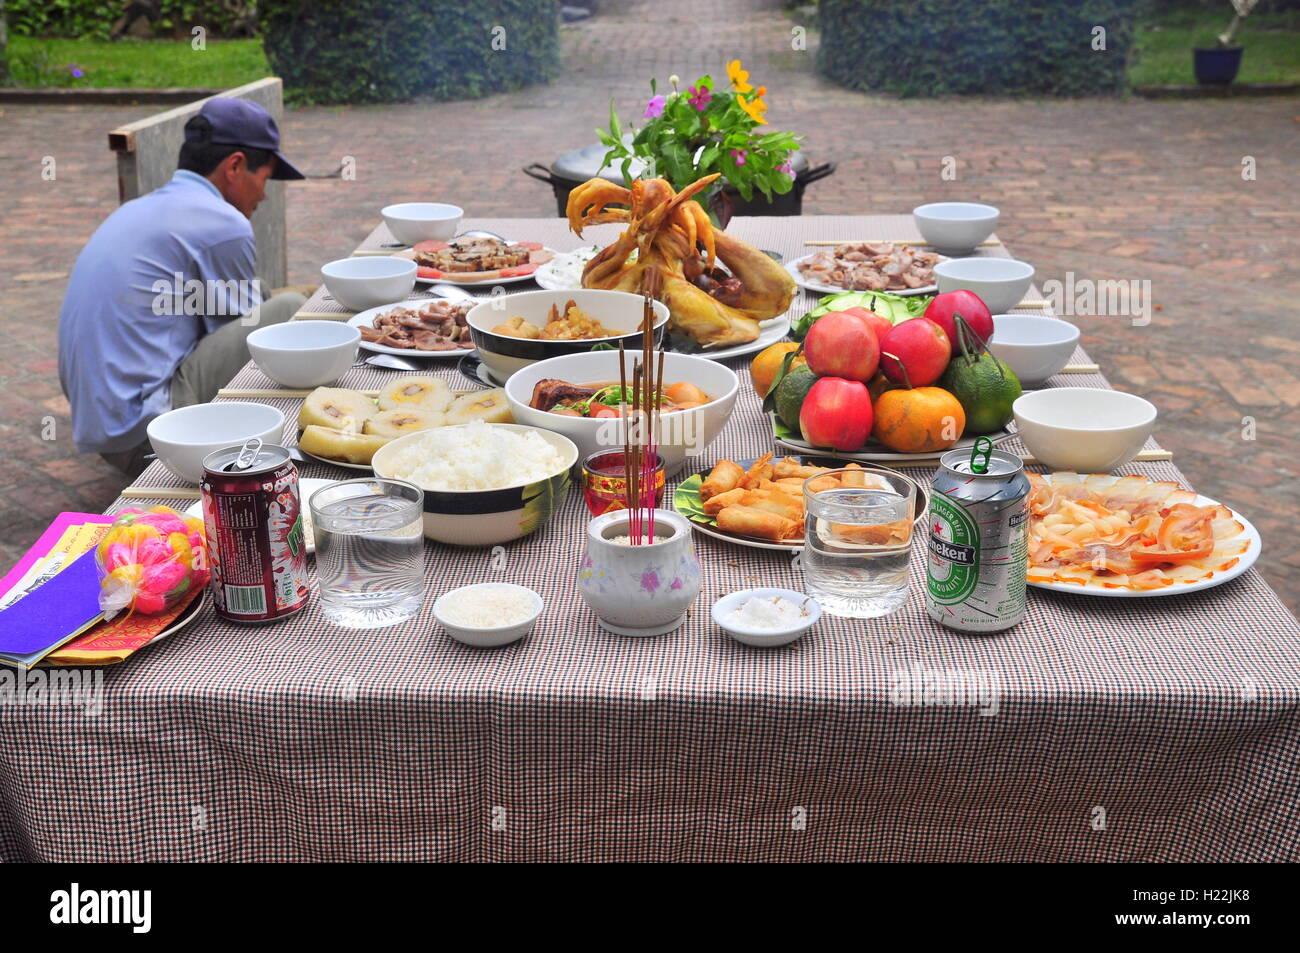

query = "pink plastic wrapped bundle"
[95, 507, 210, 618]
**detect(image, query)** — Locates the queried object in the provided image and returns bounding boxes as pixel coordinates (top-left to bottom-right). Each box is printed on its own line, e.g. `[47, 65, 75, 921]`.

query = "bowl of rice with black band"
[372, 421, 577, 546]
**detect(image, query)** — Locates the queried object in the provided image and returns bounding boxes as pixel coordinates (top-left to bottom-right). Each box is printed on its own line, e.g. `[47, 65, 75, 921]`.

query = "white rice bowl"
[371, 422, 578, 546]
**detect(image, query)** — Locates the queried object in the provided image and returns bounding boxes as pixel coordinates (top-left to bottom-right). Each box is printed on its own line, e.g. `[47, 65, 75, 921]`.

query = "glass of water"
[802, 467, 919, 619]
[310, 479, 425, 628]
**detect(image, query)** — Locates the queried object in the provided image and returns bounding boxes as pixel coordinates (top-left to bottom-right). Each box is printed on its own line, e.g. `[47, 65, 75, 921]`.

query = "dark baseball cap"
[188, 98, 306, 181]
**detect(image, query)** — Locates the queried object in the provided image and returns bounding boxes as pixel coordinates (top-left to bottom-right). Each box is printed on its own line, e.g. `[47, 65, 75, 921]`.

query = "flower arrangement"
[597, 59, 801, 220]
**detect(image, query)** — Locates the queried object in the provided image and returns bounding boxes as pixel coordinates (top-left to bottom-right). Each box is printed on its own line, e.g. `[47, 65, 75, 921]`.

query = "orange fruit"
[873, 387, 966, 453]
[750, 341, 806, 398]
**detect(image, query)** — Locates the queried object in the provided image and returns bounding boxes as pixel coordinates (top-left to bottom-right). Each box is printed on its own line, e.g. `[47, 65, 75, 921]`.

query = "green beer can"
[925, 441, 1030, 632]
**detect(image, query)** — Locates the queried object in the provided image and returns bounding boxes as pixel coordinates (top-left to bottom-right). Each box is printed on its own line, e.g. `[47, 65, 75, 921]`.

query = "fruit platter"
[756, 287, 1024, 461]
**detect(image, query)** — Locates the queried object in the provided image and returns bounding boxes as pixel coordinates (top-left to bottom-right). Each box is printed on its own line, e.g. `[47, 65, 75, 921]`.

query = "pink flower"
[778, 160, 795, 179]
[687, 85, 712, 111]
[669, 577, 683, 590]
[137, 538, 174, 566]
[104, 542, 134, 572]
[640, 570, 661, 593]
[142, 560, 186, 596]
[730, 149, 747, 167]
[643, 95, 666, 119]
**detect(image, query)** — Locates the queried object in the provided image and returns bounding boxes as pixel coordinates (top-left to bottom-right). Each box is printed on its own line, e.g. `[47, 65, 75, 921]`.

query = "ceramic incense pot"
[577, 509, 701, 636]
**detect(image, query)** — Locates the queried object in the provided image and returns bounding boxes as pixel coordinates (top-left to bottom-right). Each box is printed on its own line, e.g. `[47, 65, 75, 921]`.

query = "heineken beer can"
[925, 445, 1030, 633]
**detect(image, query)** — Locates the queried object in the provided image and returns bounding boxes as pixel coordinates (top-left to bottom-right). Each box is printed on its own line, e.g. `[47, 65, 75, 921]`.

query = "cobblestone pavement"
[1, 0, 1298, 611]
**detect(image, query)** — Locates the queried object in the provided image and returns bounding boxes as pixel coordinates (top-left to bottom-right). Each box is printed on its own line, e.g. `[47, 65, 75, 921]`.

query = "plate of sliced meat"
[349, 299, 476, 356]
[787, 243, 946, 296]
[391, 237, 557, 286]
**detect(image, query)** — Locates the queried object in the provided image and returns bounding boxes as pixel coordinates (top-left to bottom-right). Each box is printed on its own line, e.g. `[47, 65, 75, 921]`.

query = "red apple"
[879, 318, 952, 387]
[924, 290, 994, 355]
[841, 306, 895, 347]
[799, 377, 874, 451]
[804, 311, 880, 383]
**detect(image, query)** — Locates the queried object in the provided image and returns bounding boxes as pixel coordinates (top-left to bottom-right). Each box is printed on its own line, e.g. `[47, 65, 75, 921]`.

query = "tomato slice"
[413, 240, 449, 254]
[499, 263, 539, 277]
[517, 241, 544, 251]
[417, 266, 443, 280]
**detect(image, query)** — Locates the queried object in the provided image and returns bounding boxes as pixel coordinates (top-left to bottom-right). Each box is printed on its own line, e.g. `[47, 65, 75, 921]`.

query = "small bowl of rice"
[434, 583, 543, 647]
[371, 421, 578, 546]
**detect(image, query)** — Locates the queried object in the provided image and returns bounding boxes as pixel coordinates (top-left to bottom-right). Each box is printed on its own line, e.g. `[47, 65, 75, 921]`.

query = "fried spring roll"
[805, 475, 840, 495]
[740, 452, 774, 489]
[772, 458, 831, 480]
[701, 487, 747, 516]
[838, 468, 889, 490]
[717, 505, 799, 542]
[740, 490, 803, 521]
[699, 459, 744, 501]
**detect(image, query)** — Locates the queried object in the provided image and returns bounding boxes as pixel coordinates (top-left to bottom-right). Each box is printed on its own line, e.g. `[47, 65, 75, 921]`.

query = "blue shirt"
[57, 170, 261, 453]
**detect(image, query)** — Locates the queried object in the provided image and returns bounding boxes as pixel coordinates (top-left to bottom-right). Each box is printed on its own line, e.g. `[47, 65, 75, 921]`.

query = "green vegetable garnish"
[793, 290, 931, 340]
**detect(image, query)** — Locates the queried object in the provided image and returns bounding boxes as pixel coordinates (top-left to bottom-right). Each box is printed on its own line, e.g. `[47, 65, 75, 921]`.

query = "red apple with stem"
[878, 317, 952, 387]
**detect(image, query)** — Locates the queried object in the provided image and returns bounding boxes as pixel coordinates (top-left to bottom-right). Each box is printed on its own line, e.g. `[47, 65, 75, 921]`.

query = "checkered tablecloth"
[3, 218, 1298, 862]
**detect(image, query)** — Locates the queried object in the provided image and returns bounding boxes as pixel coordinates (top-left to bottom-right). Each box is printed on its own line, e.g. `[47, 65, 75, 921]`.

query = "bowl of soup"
[504, 350, 738, 474]
[466, 289, 670, 382]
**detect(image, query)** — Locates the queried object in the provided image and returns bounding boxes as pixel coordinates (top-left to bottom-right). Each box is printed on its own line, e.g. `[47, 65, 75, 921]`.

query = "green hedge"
[6, 1, 254, 41]
[259, 0, 559, 104]
[817, 0, 1146, 96]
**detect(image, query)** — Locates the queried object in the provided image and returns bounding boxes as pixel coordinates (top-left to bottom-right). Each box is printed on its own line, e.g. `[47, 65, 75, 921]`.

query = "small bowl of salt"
[434, 583, 543, 647]
[711, 588, 821, 647]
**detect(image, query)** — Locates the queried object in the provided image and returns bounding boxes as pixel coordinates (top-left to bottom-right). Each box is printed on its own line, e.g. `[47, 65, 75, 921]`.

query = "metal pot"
[524, 140, 834, 218]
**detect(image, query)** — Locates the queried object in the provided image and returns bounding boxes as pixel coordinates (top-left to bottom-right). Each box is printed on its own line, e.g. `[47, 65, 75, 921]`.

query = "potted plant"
[1194, 0, 1258, 85]
[596, 60, 803, 227]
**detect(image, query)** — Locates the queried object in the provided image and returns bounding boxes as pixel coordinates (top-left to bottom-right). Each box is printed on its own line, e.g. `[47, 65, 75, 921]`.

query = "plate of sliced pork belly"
[349, 299, 477, 356]
[787, 242, 947, 296]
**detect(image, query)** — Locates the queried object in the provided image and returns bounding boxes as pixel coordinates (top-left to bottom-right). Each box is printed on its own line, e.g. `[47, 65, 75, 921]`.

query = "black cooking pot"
[524, 141, 835, 218]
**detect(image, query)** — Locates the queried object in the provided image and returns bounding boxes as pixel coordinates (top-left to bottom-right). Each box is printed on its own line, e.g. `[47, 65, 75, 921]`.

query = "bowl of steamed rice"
[371, 421, 578, 545]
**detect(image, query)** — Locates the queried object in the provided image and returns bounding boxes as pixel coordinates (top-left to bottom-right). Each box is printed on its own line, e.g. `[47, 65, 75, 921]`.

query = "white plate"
[674, 456, 929, 552]
[772, 413, 1016, 464]
[296, 449, 374, 473]
[347, 300, 476, 358]
[533, 245, 602, 291]
[392, 245, 558, 287]
[786, 252, 946, 297]
[677, 316, 791, 362]
[1027, 485, 1261, 598]
[187, 477, 334, 553]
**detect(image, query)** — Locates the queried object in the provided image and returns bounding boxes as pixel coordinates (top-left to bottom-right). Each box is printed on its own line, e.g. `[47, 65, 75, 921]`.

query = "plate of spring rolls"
[673, 453, 928, 550]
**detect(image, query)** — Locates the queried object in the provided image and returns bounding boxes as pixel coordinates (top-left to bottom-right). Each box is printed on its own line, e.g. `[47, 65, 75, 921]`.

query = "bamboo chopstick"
[217, 388, 380, 399]
[121, 487, 203, 501]
[1018, 449, 1173, 465]
[804, 239, 1003, 247]
[1014, 301, 1051, 309]
[1058, 364, 1100, 374]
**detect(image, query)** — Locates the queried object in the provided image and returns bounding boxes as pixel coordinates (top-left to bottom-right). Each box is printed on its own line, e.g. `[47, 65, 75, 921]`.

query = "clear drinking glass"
[802, 467, 918, 619]
[310, 479, 425, 628]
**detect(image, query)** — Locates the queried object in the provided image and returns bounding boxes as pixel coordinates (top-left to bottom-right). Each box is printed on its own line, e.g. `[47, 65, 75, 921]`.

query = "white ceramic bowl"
[381, 202, 464, 245]
[434, 583, 542, 647]
[912, 202, 1000, 253]
[1013, 388, 1157, 472]
[504, 350, 739, 475]
[370, 423, 579, 546]
[147, 402, 286, 484]
[246, 320, 361, 388]
[934, 257, 1034, 314]
[711, 588, 821, 647]
[467, 289, 671, 382]
[320, 256, 417, 311]
[989, 315, 1080, 387]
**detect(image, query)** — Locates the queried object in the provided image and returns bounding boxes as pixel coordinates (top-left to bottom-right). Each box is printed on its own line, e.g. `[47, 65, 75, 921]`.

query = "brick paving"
[1, 0, 1298, 610]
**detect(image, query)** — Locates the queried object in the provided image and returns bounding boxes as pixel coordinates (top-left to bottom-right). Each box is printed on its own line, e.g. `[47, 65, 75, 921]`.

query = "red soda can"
[200, 439, 310, 623]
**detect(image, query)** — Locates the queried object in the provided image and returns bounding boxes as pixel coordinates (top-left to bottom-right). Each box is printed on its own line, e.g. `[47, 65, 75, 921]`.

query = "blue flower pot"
[1194, 47, 1243, 85]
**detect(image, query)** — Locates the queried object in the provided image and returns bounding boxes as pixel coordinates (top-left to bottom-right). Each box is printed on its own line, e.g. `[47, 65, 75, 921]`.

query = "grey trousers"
[100, 290, 306, 477]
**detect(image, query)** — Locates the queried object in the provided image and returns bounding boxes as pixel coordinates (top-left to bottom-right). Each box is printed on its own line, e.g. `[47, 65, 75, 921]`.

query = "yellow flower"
[737, 90, 768, 125]
[727, 59, 753, 94]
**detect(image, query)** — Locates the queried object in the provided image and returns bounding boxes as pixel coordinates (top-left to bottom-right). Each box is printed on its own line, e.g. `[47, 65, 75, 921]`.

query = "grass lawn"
[1130, 7, 1300, 86]
[5, 37, 271, 89]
